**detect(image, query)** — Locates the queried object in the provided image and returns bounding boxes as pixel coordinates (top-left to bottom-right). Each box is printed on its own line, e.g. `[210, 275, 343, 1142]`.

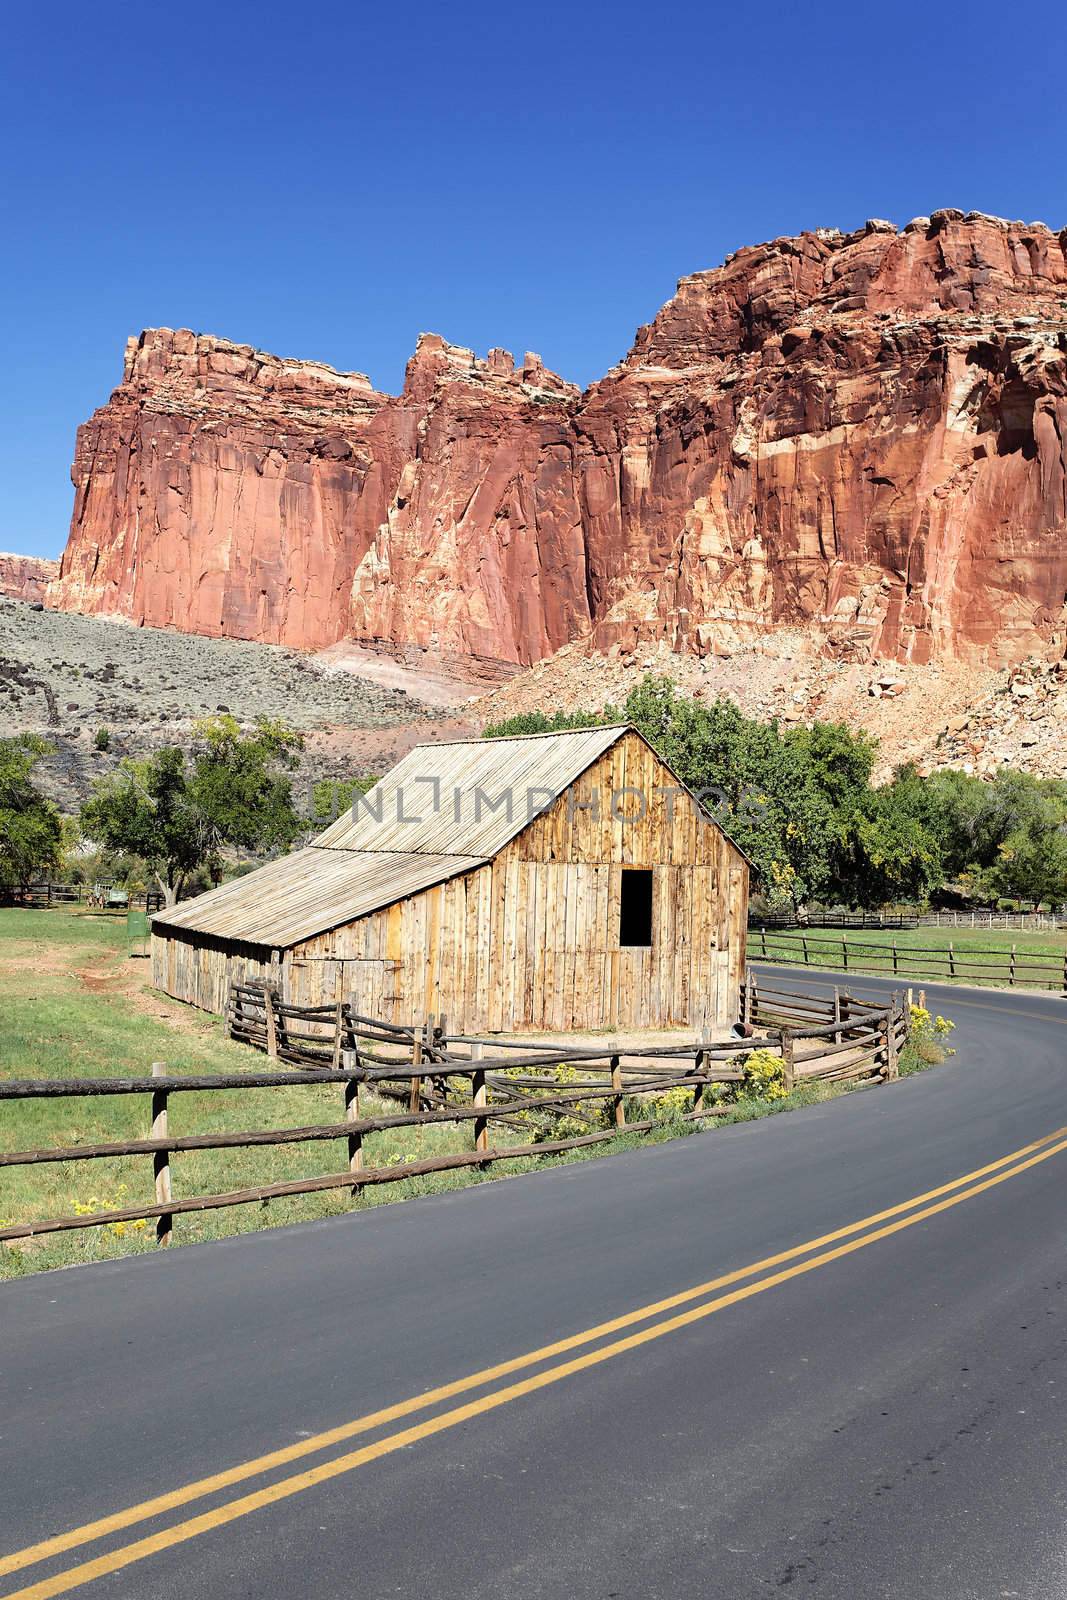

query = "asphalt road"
[2, 968, 1066, 1599]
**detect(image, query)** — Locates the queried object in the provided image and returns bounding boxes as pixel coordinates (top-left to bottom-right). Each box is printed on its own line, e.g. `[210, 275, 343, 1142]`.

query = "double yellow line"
[5, 1120, 1067, 1600]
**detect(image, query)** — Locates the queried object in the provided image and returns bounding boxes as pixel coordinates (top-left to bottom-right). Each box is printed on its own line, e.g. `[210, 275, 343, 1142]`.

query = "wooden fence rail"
[751, 910, 920, 930]
[6, 882, 164, 913]
[751, 926, 1067, 991]
[752, 909, 1067, 932]
[0, 977, 909, 1249]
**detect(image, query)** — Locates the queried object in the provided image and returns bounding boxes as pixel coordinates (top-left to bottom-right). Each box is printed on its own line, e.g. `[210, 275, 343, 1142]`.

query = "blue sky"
[3, 0, 1065, 558]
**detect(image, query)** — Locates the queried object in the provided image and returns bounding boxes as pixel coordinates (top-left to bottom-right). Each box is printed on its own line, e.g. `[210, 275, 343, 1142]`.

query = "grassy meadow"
[751, 921, 1067, 990]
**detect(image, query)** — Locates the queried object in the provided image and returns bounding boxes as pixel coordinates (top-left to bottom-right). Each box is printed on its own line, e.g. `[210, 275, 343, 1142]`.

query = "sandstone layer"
[49, 211, 1067, 669]
[0, 554, 58, 603]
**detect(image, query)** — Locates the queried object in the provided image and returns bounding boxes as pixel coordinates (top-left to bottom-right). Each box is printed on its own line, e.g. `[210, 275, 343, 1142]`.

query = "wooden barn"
[151, 726, 750, 1032]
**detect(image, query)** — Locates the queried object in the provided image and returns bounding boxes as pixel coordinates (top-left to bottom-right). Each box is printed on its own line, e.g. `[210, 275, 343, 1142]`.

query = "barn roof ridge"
[409, 723, 630, 748]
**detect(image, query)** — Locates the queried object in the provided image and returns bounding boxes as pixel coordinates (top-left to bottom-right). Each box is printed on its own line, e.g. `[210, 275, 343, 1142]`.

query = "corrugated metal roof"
[314, 724, 626, 856]
[151, 847, 486, 947]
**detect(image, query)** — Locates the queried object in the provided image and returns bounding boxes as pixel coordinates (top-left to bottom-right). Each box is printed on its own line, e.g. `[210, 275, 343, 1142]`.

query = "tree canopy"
[920, 766, 1067, 907]
[483, 677, 1067, 912]
[80, 717, 305, 904]
[0, 735, 63, 892]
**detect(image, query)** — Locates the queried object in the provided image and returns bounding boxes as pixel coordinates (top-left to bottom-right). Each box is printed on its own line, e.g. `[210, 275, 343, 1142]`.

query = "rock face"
[0, 554, 58, 603]
[50, 211, 1067, 668]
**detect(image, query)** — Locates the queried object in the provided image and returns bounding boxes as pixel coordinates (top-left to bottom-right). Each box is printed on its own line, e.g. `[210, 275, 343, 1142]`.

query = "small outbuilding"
[151, 725, 750, 1032]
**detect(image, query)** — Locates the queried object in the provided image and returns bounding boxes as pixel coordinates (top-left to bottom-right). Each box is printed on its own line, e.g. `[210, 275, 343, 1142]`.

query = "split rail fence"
[752, 911, 920, 931]
[752, 909, 1067, 933]
[7, 883, 164, 913]
[0, 977, 909, 1250]
[752, 925, 1067, 990]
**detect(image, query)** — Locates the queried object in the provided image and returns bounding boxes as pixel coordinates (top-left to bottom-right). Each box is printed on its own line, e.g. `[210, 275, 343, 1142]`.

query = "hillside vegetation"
[486, 678, 1067, 913]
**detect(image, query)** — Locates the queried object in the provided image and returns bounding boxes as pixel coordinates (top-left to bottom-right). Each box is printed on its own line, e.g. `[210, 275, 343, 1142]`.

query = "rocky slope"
[0, 598, 468, 810]
[47, 210, 1067, 674]
[474, 634, 998, 784]
[0, 554, 58, 603]
[474, 631, 1067, 783]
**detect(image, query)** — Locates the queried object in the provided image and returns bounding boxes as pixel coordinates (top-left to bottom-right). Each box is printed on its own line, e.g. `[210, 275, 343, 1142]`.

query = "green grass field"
[751, 922, 1067, 989]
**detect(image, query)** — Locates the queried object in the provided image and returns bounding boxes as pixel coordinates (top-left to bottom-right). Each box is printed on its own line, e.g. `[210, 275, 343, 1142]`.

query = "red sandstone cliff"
[49, 210, 1067, 668]
[0, 554, 58, 603]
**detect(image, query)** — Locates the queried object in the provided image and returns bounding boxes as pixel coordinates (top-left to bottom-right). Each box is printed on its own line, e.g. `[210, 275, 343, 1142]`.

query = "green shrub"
[495, 1062, 607, 1139]
[641, 1084, 694, 1122]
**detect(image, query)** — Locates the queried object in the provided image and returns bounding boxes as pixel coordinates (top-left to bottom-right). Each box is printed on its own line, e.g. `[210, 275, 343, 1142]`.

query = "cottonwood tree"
[0, 735, 63, 891]
[482, 676, 940, 913]
[922, 766, 1067, 907]
[80, 717, 304, 905]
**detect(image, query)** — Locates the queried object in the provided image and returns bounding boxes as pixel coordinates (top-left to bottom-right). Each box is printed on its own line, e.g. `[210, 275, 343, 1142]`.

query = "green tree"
[0, 735, 63, 892]
[309, 775, 378, 824]
[188, 715, 304, 858]
[790, 720, 877, 815]
[80, 747, 203, 906]
[831, 784, 943, 908]
[984, 820, 1067, 906]
[81, 718, 305, 905]
[922, 767, 1067, 906]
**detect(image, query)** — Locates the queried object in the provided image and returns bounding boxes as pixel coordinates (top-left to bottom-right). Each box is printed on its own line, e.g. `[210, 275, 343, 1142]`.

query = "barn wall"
[150, 929, 274, 1013]
[291, 733, 749, 1032]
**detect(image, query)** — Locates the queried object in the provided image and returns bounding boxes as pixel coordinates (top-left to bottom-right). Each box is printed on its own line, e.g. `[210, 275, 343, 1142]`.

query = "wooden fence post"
[409, 1023, 424, 1113]
[691, 1036, 710, 1118]
[264, 987, 279, 1059]
[343, 1053, 363, 1191]
[832, 985, 842, 1044]
[151, 1062, 173, 1247]
[742, 968, 753, 1025]
[1010, 943, 1017, 987]
[892, 940, 898, 976]
[472, 1041, 489, 1160]
[947, 942, 956, 979]
[780, 1029, 795, 1093]
[801, 933, 809, 966]
[611, 1052, 627, 1128]
[841, 939, 849, 971]
[885, 1006, 899, 1081]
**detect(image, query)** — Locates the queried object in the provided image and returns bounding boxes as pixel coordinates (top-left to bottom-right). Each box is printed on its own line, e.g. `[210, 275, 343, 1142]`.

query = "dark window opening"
[619, 869, 653, 948]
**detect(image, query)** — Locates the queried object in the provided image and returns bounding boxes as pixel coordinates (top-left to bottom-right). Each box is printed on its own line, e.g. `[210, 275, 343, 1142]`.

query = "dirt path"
[0, 926, 222, 1041]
